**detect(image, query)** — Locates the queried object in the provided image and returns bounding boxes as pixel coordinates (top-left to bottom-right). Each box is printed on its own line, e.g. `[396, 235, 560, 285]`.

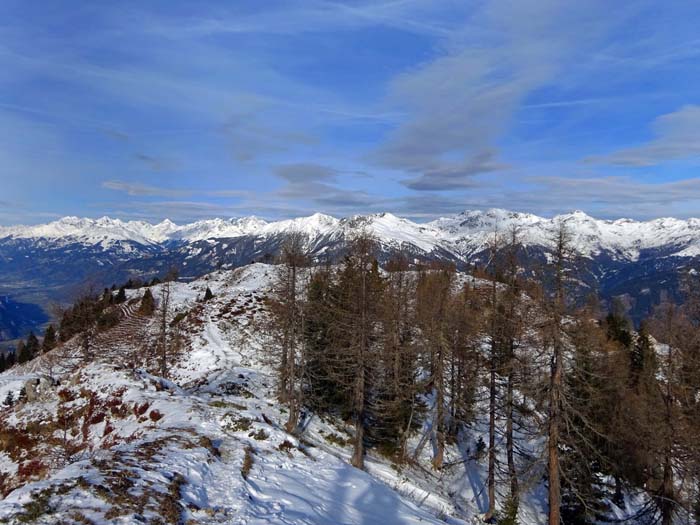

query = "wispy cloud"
[102, 181, 249, 199]
[371, 0, 628, 190]
[586, 105, 700, 166]
[4, 1, 700, 223]
[273, 163, 386, 213]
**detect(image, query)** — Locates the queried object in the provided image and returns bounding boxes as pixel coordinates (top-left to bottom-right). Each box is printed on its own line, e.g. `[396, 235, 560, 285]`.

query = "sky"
[2, 1, 700, 225]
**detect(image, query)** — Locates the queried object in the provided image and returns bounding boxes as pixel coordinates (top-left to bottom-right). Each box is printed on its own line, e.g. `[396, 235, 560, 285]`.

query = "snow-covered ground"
[0, 262, 664, 524]
[0, 264, 499, 525]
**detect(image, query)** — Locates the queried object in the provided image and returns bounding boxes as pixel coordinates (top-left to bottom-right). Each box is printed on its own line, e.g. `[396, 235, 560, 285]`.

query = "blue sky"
[2, 0, 700, 224]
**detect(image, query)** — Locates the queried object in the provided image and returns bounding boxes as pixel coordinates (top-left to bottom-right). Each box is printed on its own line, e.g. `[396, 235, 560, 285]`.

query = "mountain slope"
[0, 264, 664, 524]
[0, 265, 473, 524]
[5, 209, 700, 259]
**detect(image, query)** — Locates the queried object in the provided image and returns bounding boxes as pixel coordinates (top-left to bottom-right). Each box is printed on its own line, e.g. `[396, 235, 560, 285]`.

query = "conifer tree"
[159, 281, 172, 377]
[560, 311, 615, 524]
[139, 289, 156, 316]
[327, 232, 383, 469]
[25, 332, 39, 360]
[303, 266, 337, 411]
[498, 226, 527, 515]
[269, 232, 308, 432]
[42, 324, 57, 353]
[16, 340, 30, 364]
[102, 287, 113, 306]
[541, 220, 572, 525]
[203, 287, 214, 302]
[647, 303, 696, 525]
[629, 321, 656, 390]
[445, 280, 481, 437]
[484, 228, 504, 521]
[115, 286, 127, 304]
[415, 264, 453, 470]
[376, 255, 420, 458]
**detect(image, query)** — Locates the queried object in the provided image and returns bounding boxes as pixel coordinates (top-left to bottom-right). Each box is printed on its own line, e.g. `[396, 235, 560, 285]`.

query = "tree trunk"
[352, 262, 368, 470]
[485, 362, 497, 521]
[661, 452, 674, 525]
[506, 366, 519, 507]
[548, 340, 563, 525]
[159, 282, 170, 378]
[352, 366, 366, 469]
[285, 264, 298, 432]
[485, 271, 498, 522]
[433, 339, 445, 470]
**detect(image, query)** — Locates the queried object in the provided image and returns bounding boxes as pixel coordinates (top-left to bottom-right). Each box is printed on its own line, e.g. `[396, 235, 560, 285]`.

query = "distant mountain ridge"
[1, 208, 699, 339]
[4, 208, 700, 260]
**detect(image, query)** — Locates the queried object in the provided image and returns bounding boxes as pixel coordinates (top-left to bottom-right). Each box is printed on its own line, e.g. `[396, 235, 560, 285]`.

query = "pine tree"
[327, 233, 384, 469]
[0, 353, 6, 373]
[415, 264, 453, 470]
[139, 289, 156, 316]
[302, 267, 337, 411]
[203, 287, 214, 302]
[102, 287, 113, 306]
[17, 340, 30, 364]
[26, 332, 39, 360]
[445, 280, 481, 437]
[629, 321, 656, 390]
[3, 391, 13, 407]
[375, 255, 420, 459]
[42, 324, 57, 353]
[115, 286, 127, 304]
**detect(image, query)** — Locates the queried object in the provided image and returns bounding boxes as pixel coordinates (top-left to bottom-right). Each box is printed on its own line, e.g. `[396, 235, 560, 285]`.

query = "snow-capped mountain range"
[1, 208, 699, 339]
[3, 208, 700, 260]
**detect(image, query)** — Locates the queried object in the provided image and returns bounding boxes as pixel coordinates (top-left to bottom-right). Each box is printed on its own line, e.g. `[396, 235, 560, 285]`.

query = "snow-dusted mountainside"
[1, 209, 699, 340]
[430, 209, 700, 260]
[0, 265, 547, 525]
[3, 209, 700, 259]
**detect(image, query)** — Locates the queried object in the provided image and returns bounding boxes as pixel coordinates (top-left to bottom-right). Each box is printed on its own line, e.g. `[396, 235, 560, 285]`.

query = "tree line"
[267, 227, 700, 525]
